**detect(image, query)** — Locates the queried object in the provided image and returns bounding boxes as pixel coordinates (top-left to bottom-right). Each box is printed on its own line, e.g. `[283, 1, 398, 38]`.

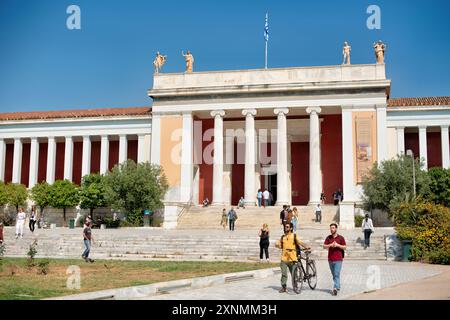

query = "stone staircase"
[2, 227, 391, 262]
[177, 205, 339, 229]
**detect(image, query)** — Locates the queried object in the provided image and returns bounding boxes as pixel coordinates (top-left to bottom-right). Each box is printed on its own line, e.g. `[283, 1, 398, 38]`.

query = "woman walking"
[291, 207, 299, 233]
[15, 208, 26, 239]
[258, 223, 270, 262]
[29, 206, 37, 233]
[362, 214, 374, 248]
[220, 208, 228, 229]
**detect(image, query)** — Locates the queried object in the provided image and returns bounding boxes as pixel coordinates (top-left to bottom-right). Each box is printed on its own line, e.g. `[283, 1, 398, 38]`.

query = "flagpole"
[265, 39, 268, 69]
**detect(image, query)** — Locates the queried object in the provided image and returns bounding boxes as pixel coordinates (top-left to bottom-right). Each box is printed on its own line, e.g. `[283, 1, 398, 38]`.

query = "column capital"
[375, 103, 387, 109]
[242, 109, 257, 117]
[440, 125, 449, 130]
[274, 108, 289, 116]
[65, 135, 73, 140]
[306, 107, 322, 115]
[182, 111, 193, 117]
[101, 135, 109, 139]
[396, 126, 405, 130]
[418, 125, 427, 131]
[82, 135, 91, 139]
[210, 110, 225, 118]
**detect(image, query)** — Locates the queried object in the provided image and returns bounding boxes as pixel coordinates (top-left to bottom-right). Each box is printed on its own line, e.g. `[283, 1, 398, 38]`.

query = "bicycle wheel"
[292, 263, 303, 293]
[306, 259, 317, 290]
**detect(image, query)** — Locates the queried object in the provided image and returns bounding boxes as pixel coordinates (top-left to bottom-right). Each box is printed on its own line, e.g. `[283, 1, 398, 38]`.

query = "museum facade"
[0, 63, 449, 228]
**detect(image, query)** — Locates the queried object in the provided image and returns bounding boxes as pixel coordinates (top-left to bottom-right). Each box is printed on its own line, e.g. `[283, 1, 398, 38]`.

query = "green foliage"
[5, 183, 28, 212]
[427, 167, 450, 207]
[354, 215, 364, 227]
[0, 181, 8, 207]
[27, 240, 38, 268]
[36, 259, 50, 275]
[79, 174, 108, 218]
[361, 155, 431, 214]
[30, 181, 52, 215]
[49, 180, 80, 223]
[101, 217, 120, 228]
[394, 199, 450, 264]
[104, 160, 168, 225]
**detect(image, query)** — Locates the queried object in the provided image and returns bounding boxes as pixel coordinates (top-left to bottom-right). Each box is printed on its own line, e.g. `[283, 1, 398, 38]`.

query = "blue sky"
[0, 0, 449, 112]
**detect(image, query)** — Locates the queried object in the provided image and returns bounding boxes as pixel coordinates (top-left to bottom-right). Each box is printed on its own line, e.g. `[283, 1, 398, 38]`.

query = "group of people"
[220, 208, 238, 231]
[13, 206, 38, 239]
[256, 189, 273, 207]
[279, 205, 299, 232]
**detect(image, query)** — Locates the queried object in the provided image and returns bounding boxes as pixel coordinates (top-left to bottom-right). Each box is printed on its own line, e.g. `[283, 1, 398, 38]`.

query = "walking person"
[82, 222, 94, 263]
[263, 189, 270, 208]
[362, 214, 374, 249]
[279, 205, 288, 228]
[29, 206, 37, 233]
[227, 207, 238, 231]
[291, 207, 299, 233]
[323, 223, 347, 296]
[333, 190, 339, 206]
[275, 222, 310, 294]
[257, 189, 263, 207]
[15, 208, 26, 239]
[258, 223, 270, 262]
[220, 208, 228, 230]
[320, 192, 326, 204]
[315, 204, 322, 223]
[0, 222, 4, 244]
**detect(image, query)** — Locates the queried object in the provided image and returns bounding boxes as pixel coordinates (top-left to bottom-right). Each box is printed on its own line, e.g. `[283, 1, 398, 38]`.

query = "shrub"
[427, 167, 450, 207]
[103, 217, 120, 229]
[425, 248, 450, 265]
[354, 215, 364, 227]
[37, 259, 50, 275]
[27, 240, 38, 268]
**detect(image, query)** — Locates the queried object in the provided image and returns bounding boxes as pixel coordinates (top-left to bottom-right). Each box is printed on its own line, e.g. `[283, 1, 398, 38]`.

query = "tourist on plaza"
[292, 207, 299, 232]
[320, 192, 326, 204]
[323, 223, 347, 296]
[220, 208, 228, 229]
[269, 191, 274, 206]
[333, 191, 339, 205]
[279, 205, 288, 227]
[362, 213, 375, 248]
[238, 197, 246, 209]
[337, 189, 343, 202]
[286, 209, 293, 225]
[202, 197, 210, 207]
[258, 223, 270, 262]
[82, 221, 94, 263]
[263, 189, 270, 207]
[15, 208, 26, 239]
[227, 207, 238, 231]
[275, 222, 310, 294]
[85, 215, 93, 227]
[315, 204, 322, 223]
[257, 189, 263, 207]
[29, 206, 37, 233]
[0, 222, 4, 244]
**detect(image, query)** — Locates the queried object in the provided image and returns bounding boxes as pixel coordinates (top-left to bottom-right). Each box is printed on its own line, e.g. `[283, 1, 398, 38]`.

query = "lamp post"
[406, 149, 416, 198]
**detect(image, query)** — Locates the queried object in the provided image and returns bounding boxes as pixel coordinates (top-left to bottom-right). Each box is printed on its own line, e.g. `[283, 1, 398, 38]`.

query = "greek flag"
[264, 13, 269, 41]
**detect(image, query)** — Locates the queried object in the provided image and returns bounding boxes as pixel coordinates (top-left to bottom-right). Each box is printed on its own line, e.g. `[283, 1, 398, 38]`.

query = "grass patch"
[0, 258, 277, 300]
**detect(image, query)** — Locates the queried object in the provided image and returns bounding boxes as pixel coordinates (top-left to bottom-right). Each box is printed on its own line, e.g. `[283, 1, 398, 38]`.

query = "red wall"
[231, 140, 245, 205]
[127, 140, 138, 163]
[4, 144, 13, 183]
[55, 142, 65, 181]
[291, 142, 309, 205]
[37, 143, 48, 184]
[427, 132, 442, 168]
[20, 143, 30, 186]
[405, 133, 419, 160]
[72, 142, 83, 185]
[90, 141, 101, 173]
[321, 115, 343, 204]
[198, 119, 214, 203]
[109, 140, 119, 170]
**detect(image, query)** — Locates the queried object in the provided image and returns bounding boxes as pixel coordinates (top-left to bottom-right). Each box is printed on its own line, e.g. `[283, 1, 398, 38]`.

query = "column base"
[307, 200, 321, 206]
[275, 201, 289, 206]
[338, 201, 355, 230]
[211, 202, 225, 207]
[244, 200, 256, 206]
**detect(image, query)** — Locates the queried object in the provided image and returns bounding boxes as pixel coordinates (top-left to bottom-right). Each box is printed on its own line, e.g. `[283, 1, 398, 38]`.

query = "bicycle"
[292, 249, 317, 293]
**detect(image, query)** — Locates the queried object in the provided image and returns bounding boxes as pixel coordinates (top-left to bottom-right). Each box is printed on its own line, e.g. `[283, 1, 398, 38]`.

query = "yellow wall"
[160, 115, 182, 187]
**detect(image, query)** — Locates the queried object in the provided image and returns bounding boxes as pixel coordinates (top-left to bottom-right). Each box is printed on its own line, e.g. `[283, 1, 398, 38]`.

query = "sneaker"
[332, 288, 338, 296]
[279, 287, 287, 293]
[260, 259, 263, 262]
[88, 258, 95, 263]
[266, 259, 270, 262]
[293, 286, 300, 294]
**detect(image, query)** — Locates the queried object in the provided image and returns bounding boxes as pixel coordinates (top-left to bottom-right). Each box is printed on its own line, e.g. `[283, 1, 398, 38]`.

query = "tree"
[104, 160, 168, 225]
[79, 173, 107, 218]
[427, 167, 450, 207]
[0, 181, 8, 207]
[361, 155, 431, 214]
[30, 181, 52, 217]
[6, 183, 28, 213]
[49, 180, 80, 224]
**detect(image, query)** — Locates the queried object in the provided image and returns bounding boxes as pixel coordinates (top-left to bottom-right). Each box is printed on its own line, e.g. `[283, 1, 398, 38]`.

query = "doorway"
[260, 166, 277, 205]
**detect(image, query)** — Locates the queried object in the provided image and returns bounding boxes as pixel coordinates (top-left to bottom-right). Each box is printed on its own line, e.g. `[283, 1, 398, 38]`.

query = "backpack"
[280, 234, 302, 258]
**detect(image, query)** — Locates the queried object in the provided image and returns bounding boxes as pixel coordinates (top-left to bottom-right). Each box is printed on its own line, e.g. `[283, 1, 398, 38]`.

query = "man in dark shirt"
[82, 222, 94, 263]
[323, 223, 346, 295]
[279, 205, 288, 227]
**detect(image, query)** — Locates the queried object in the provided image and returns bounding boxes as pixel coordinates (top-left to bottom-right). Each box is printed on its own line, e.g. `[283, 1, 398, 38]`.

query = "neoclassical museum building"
[0, 60, 449, 228]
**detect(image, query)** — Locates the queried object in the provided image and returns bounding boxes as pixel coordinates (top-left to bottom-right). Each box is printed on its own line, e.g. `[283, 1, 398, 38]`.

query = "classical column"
[341, 106, 355, 202]
[64, 136, 74, 181]
[100, 135, 109, 174]
[119, 134, 128, 164]
[306, 107, 322, 204]
[29, 137, 39, 188]
[274, 108, 289, 205]
[150, 114, 161, 165]
[12, 138, 23, 184]
[81, 136, 91, 177]
[46, 137, 56, 184]
[137, 134, 146, 163]
[396, 126, 405, 156]
[441, 125, 449, 169]
[242, 109, 257, 205]
[180, 112, 193, 203]
[418, 126, 428, 170]
[0, 139, 6, 182]
[376, 104, 388, 163]
[211, 110, 225, 205]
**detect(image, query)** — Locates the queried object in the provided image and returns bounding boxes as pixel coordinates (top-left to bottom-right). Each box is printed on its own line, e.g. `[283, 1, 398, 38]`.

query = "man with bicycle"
[275, 222, 310, 294]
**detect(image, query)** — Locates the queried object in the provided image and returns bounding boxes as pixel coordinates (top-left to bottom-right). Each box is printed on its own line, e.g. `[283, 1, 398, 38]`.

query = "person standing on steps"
[29, 206, 37, 233]
[258, 223, 270, 262]
[323, 223, 347, 296]
[279, 205, 288, 229]
[15, 208, 26, 239]
[257, 189, 263, 207]
[263, 189, 270, 208]
[315, 204, 322, 223]
[362, 213, 375, 249]
[227, 207, 238, 231]
[82, 221, 94, 263]
[0, 222, 4, 244]
[291, 207, 299, 233]
[220, 208, 228, 229]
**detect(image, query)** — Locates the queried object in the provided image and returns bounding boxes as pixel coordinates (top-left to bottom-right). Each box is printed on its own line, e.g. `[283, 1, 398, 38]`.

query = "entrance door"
[260, 167, 277, 205]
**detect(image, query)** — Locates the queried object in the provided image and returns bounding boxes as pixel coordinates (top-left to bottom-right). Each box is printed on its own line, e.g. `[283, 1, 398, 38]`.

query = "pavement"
[138, 260, 447, 300]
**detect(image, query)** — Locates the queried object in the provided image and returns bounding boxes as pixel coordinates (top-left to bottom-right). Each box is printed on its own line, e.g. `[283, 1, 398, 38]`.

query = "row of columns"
[396, 125, 450, 169]
[0, 134, 148, 187]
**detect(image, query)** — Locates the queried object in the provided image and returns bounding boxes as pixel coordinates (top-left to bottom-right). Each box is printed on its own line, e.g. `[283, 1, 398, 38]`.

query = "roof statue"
[342, 41, 351, 65]
[181, 50, 194, 73]
[373, 40, 386, 64]
[153, 51, 167, 74]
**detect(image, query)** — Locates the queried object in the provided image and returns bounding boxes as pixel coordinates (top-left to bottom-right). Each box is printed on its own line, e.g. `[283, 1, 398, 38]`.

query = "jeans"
[280, 261, 297, 287]
[364, 229, 372, 247]
[229, 220, 235, 231]
[257, 198, 262, 207]
[315, 211, 322, 223]
[264, 199, 269, 207]
[29, 220, 36, 232]
[292, 220, 297, 232]
[260, 243, 269, 259]
[328, 261, 343, 290]
[82, 239, 91, 258]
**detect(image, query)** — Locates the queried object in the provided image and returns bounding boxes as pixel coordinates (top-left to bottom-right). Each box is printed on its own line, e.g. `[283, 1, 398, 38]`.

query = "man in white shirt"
[315, 204, 322, 223]
[263, 189, 270, 207]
